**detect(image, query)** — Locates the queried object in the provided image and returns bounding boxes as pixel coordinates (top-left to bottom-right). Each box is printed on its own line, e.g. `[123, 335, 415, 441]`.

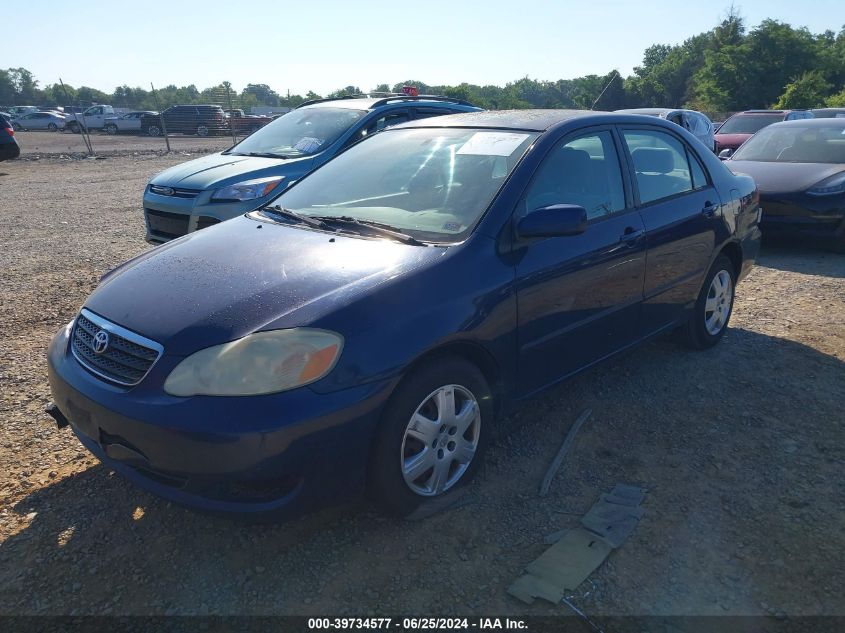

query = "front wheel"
[104, 124, 118, 135]
[196, 125, 209, 137]
[368, 357, 492, 516]
[47, 123, 58, 132]
[147, 125, 161, 137]
[683, 254, 736, 349]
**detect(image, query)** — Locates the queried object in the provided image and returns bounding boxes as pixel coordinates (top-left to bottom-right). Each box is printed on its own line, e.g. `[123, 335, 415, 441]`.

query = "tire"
[196, 125, 209, 137]
[47, 123, 58, 132]
[683, 254, 736, 349]
[105, 124, 118, 135]
[147, 125, 161, 137]
[368, 356, 493, 516]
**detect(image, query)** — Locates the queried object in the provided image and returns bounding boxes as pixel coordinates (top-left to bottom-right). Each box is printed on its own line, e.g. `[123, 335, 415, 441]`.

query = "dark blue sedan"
[47, 110, 761, 517]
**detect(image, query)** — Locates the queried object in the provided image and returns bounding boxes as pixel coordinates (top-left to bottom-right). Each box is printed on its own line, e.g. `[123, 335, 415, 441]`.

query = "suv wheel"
[196, 125, 209, 137]
[147, 125, 161, 137]
[368, 356, 492, 516]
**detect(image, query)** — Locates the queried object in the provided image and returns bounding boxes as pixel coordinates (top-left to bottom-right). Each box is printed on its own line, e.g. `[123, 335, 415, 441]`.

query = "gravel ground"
[0, 154, 843, 622]
[13, 129, 232, 158]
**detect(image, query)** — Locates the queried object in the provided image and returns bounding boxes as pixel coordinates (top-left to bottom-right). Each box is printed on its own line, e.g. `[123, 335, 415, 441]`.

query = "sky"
[3, 0, 843, 96]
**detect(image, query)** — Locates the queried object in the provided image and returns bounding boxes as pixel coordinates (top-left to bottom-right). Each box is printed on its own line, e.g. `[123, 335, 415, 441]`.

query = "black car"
[0, 114, 20, 161]
[726, 118, 845, 249]
[140, 105, 227, 137]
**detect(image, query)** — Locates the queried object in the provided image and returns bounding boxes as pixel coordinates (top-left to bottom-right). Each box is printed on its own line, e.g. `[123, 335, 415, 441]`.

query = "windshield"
[732, 124, 845, 163]
[228, 107, 366, 157]
[262, 127, 538, 243]
[718, 114, 782, 135]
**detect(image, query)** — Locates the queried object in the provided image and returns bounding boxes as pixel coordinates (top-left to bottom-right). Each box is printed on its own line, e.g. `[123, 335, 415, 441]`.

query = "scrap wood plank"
[539, 408, 592, 497]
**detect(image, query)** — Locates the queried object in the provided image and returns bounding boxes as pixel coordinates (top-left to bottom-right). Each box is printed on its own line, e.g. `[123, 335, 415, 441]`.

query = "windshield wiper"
[262, 206, 332, 230]
[242, 151, 292, 159]
[312, 216, 427, 246]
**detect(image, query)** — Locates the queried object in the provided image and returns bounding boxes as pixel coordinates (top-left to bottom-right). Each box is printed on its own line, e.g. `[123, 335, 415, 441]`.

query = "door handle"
[619, 227, 644, 244]
[702, 201, 718, 218]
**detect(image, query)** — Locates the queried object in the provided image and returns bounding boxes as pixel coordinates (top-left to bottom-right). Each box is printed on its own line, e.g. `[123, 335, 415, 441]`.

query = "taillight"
[4, 127, 12, 137]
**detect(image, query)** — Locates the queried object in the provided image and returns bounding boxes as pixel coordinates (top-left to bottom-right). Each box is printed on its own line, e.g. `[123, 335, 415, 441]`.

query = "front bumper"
[47, 324, 394, 516]
[142, 188, 261, 243]
[760, 195, 845, 238]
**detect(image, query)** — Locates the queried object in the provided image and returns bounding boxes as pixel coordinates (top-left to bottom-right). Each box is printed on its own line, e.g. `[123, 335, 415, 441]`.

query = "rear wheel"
[196, 125, 209, 137]
[147, 125, 161, 137]
[368, 357, 492, 516]
[683, 254, 736, 349]
[47, 122, 58, 132]
[104, 123, 118, 135]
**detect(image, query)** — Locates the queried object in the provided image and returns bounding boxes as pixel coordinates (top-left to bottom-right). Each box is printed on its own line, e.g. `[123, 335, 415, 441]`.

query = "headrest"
[631, 147, 674, 174]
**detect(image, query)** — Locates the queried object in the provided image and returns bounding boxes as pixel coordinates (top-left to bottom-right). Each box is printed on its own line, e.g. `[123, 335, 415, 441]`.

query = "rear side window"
[622, 130, 695, 204]
[413, 107, 452, 120]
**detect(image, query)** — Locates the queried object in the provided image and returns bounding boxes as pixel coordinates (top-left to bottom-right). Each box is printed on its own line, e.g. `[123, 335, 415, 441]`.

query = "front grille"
[195, 216, 221, 231]
[71, 309, 163, 387]
[149, 185, 200, 199]
[145, 208, 190, 239]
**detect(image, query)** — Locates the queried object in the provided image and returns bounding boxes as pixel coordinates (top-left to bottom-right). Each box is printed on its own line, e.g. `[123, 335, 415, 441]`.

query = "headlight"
[807, 173, 845, 196]
[211, 176, 284, 202]
[164, 329, 343, 396]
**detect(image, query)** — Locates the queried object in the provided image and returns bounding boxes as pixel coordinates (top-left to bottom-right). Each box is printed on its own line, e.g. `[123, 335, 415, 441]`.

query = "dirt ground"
[0, 151, 843, 625]
[13, 129, 232, 158]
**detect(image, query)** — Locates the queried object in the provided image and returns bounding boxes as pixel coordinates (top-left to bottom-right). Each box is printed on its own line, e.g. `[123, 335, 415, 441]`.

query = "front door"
[515, 128, 647, 396]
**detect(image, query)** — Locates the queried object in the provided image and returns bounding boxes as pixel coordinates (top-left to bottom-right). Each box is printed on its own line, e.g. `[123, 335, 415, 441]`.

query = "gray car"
[142, 94, 481, 243]
[615, 108, 715, 152]
[11, 111, 66, 131]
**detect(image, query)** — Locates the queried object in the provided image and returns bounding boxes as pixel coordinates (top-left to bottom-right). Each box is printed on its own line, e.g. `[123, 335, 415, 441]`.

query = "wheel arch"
[717, 240, 743, 278]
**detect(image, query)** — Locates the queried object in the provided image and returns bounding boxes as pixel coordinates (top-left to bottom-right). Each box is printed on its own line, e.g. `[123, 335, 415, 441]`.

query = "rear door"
[515, 127, 647, 395]
[619, 126, 721, 335]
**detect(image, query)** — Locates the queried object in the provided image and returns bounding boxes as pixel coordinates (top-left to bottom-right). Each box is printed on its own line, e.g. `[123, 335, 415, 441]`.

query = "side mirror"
[718, 148, 733, 160]
[516, 204, 588, 238]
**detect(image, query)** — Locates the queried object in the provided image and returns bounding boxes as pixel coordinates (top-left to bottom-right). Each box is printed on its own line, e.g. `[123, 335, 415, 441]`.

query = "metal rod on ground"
[59, 78, 92, 155]
[150, 83, 170, 153]
[224, 83, 238, 146]
[539, 408, 592, 497]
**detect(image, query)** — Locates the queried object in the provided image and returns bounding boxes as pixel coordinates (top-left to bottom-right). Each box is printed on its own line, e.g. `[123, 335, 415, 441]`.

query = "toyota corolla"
[47, 110, 761, 517]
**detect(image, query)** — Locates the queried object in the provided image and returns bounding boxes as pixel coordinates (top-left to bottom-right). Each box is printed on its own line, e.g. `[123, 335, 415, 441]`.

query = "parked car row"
[47, 96, 773, 520]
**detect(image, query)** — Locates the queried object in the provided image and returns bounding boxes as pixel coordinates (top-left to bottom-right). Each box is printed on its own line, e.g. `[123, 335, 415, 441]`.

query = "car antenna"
[591, 71, 620, 111]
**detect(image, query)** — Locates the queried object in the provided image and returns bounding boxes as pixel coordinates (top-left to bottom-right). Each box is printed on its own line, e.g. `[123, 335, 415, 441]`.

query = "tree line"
[3, 13, 844, 118]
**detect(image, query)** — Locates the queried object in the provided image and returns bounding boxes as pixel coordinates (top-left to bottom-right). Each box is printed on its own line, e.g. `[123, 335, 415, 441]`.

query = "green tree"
[774, 71, 832, 108]
[825, 87, 845, 107]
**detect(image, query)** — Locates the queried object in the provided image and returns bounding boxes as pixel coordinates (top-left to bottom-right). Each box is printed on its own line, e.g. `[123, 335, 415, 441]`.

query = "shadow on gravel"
[1, 328, 843, 615]
[759, 236, 845, 278]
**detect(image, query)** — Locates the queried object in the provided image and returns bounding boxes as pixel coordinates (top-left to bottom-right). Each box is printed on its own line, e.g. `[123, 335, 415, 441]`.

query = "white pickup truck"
[65, 105, 117, 132]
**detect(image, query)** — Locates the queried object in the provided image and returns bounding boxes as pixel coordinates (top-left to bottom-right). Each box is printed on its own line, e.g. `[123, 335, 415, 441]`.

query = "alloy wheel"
[400, 384, 481, 496]
[704, 269, 733, 336]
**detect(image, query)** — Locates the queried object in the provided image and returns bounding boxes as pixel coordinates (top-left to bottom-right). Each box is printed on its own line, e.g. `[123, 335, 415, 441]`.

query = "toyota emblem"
[92, 330, 110, 354]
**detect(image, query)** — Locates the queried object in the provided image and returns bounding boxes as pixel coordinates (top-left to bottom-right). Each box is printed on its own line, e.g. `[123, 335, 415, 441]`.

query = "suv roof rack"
[297, 93, 472, 109]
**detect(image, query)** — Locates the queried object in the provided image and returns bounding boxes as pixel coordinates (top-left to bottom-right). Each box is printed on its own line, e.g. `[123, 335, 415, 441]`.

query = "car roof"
[767, 117, 845, 128]
[616, 108, 674, 115]
[300, 95, 479, 112]
[391, 109, 637, 132]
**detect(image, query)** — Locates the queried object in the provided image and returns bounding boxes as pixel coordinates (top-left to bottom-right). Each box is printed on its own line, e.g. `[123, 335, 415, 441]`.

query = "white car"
[103, 111, 158, 135]
[615, 108, 715, 152]
[11, 111, 67, 131]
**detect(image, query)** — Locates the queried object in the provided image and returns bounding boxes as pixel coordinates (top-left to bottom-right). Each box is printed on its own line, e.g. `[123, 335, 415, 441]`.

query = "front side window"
[264, 127, 538, 243]
[230, 107, 367, 158]
[623, 129, 695, 204]
[524, 130, 626, 221]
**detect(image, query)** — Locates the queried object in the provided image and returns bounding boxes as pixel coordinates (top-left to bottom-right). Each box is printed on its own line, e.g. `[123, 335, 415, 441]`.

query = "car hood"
[149, 152, 312, 189]
[727, 161, 845, 195]
[84, 215, 443, 356]
[715, 133, 752, 149]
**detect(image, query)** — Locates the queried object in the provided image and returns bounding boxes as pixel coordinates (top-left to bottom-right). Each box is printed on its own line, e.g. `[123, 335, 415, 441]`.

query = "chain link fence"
[13, 81, 295, 156]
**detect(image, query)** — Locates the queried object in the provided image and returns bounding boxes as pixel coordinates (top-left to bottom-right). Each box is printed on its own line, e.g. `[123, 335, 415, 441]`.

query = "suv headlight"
[164, 329, 343, 396]
[211, 176, 284, 202]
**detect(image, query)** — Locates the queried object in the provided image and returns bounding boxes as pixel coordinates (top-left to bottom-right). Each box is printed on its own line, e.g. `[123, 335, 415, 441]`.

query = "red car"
[715, 109, 814, 156]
